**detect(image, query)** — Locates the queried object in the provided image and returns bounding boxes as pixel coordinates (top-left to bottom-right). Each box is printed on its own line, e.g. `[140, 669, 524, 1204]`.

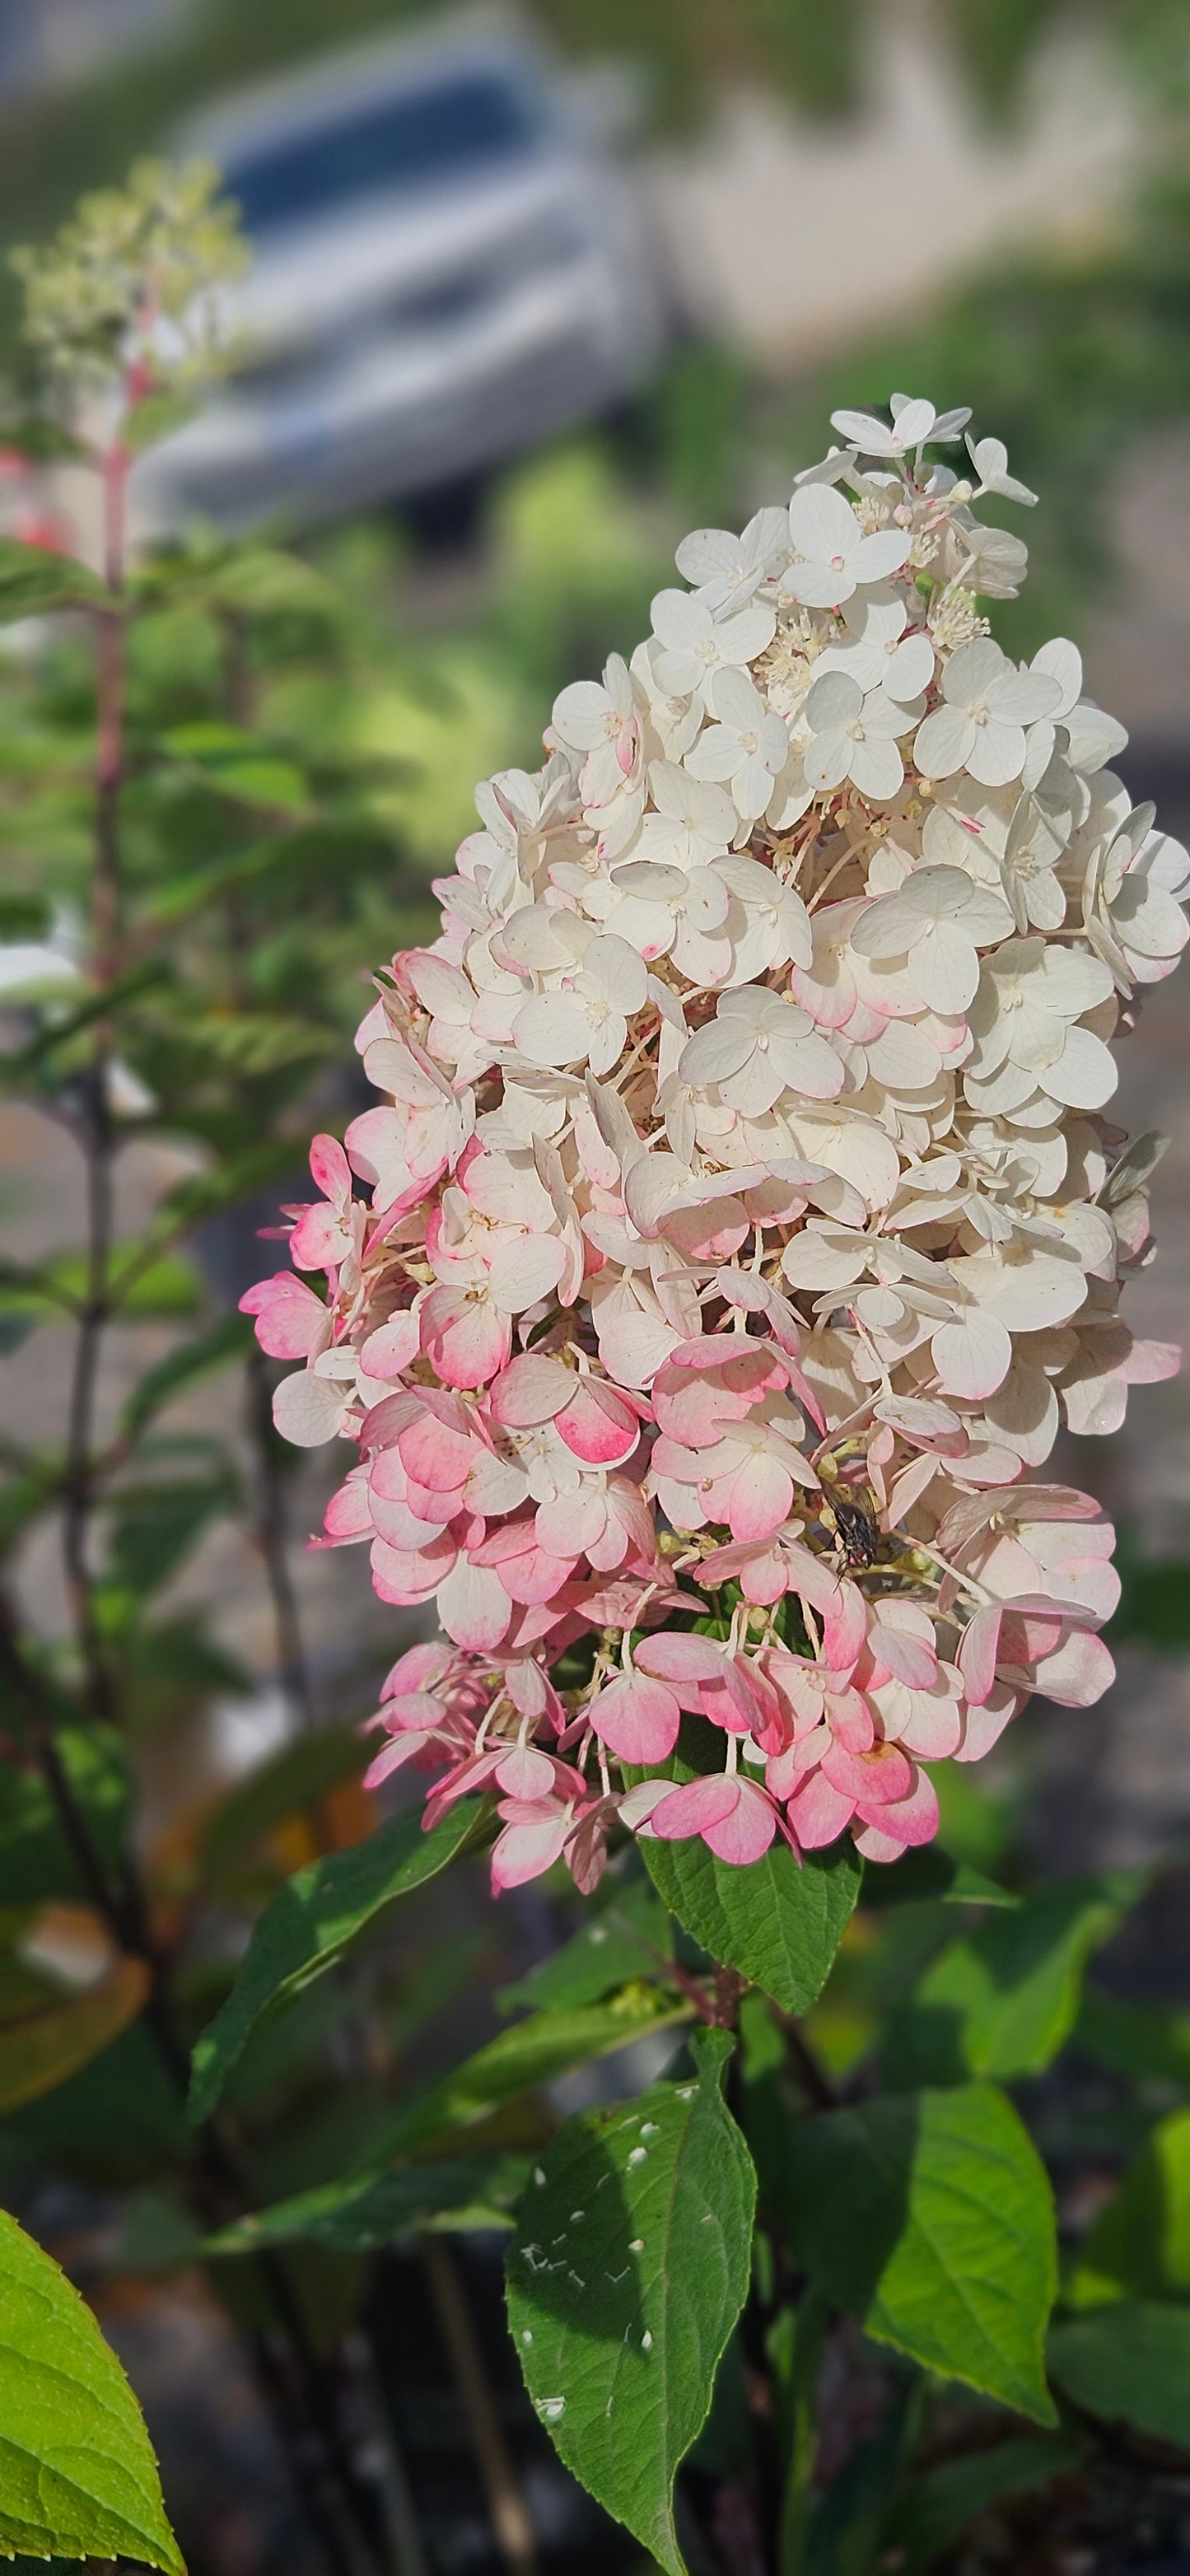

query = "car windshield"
[222, 71, 540, 236]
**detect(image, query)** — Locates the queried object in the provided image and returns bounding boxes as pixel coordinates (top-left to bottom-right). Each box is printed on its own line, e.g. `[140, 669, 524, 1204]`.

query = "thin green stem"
[776, 2287, 831, 2575]
[59, 429, 129, 1723]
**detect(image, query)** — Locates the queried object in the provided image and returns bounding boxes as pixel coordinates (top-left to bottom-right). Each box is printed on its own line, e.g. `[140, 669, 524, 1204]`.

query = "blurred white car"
[136, 13, 671, 533]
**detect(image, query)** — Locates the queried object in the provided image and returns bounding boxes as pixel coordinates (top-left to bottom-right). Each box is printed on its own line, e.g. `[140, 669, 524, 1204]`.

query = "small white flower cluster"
[246, 394, 1185, 1890]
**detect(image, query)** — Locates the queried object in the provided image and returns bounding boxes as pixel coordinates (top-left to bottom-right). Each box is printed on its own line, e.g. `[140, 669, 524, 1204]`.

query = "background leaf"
[188, 1799, 489, 2122]
[1076, 1986, 1190, 2088]
[209, 2153, 531, 2253]
[367, 1990, 692, 2164]
[0, 534, 105, 616]
[884, 1874, 1136, 2084]
[799, 2377, 918, 2575]
[108, 1472, 236, 1600]
[161, 721, 307, 810]
[119, 1309, 251, 1441]
[201, 1720, 366, 1878]
[0, 1954, 148, 2115]
[0, 2208, 183, 2569]
[0, 1733, 131, 1906]
[864, 1848, 1020, 1908]
[1048, 2303, 1190, 2448]
[890, 2434, 1082, 2575]
[788, 2084, 1058, 2422]
[123, 390, 198, 452]
[0, 2022, 187, 2190]
[1069, 2105, 1190, 2306]
[506, 2027, 755, 2576]
[497, 1878, 674, 2013]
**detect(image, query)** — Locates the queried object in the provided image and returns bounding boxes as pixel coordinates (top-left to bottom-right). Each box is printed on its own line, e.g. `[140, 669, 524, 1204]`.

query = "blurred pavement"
[654, 16, 1138, 363]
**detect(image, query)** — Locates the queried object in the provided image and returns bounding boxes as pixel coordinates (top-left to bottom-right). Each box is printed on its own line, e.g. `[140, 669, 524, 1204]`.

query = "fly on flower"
[820, 1492, 881, 1571]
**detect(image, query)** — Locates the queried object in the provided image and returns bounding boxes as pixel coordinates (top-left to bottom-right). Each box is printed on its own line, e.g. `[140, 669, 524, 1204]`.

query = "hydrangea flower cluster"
[244, 393, 1185, 1893]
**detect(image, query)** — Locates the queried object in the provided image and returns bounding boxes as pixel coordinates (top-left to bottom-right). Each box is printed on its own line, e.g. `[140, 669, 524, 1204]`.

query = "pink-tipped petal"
[785, 1770, 856, 1848]
[555, 1378, 640, 1466]
[240, 1273, 330, 1360]
[436, 1556, 512, 1651]
[491, 1806, 572, 1890]
[702, 1779, 778, 1864]
[648, 1772, 740, 1840]
[588, 1673, 682, 1762]
[309, 1132, 351, 1202]
[957, 1603, 1003, 1706]
[855, 1764, 939, 1850]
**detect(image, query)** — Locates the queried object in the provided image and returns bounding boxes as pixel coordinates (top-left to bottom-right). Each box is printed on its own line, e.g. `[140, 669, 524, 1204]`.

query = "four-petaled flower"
[783, 483, 912, 609]
[803, 669, 915, 800]
[914, 638, 1062, 787]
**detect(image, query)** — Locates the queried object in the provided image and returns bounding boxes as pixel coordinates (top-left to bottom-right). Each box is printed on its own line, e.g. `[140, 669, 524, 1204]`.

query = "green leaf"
[0, 2208, 183, 2569]
[1070, 2105, 1190, 2307]
[788, 2084, 1059, 2423]
[100, 1249, 204, 1319]
[109, 1473, 236, 1598]
[891, 2434, 1081, 2575]
[0, 2023, 187, 2189]
[145, 831, 310, 926]
[0, 894, 50, 939]
[884, 1874, 1136, 2084]
[506, 2027, 756, 2576]
[212, 758, 310, 810]
[739, 1990, 805, 2216]
[863, 1846, 1020, 1907]
[1076, 1985, 1190, 2088]
[160, 719, 254, 757]
[0, 1255, 70, 1316]
[204, 548, 338, 619]
[5, 964, 168, 1073]
[801, 2379, 919, 2576]
[1048, 2302, 1190, 2448]
[202, 1721, 366, 1877]
[0, 2557, 81, 2573]
[0, 534, 105, 618]
[633, 1722, 860, 2012]
[0, 1730, 132, 1906]
[169, 1010, 334, 1074]
[119, 1310, 251, 1442]
[498, 1878, 674, 2014]
[0, 414, 91, 465]
[371, 1990, 693, 2165]
[112, 2191, 203, 2277]
[642, 1832, 861, 2018]
[123, 390, 199, 452]
[188, 1799, 490, 2123]
[0, 1247, 203, 1325]
[0, 1956, 148, 2115]
[0, 1458, 55, 1553]
[208, 2153, 531, 2253]
[99, 1146, 304, 1313]
[1111, 1556, 1190, 1651]
[161, 721, 307, 810]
